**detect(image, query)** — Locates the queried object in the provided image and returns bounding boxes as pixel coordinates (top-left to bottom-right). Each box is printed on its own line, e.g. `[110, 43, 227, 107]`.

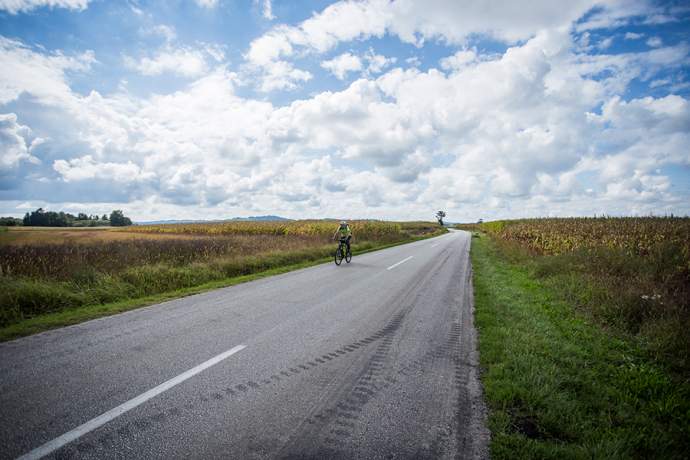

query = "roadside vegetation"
[460, 218, 689, 458]
[0, 220, 444, 340]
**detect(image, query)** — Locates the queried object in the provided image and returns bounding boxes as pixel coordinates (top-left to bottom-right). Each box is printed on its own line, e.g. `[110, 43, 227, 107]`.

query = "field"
[458, 217, 690, 373]
[460, 217, 690, 458]
[0, 220, 444, 338]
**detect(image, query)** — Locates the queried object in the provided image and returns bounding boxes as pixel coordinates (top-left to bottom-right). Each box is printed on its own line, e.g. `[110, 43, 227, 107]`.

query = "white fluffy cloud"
[321, 50, 396, 80]
[255, 0, 274, 20]
[124, 45, 224, 78]
[321, 53, 362, 79]
[244, 0, 656, 94]
[246, 0, 649, 68]
[0, 36, 95, 106]
[440, 49, 478, 71]
[364, 49, 396, 74]
[646, 36, 663, 47]
[625, 31, 644, 39]
[53, 155, 153, 183]
[0, 113, 42, 170]
[0, 0, 89, 14]
[1, 1, 689, 220]
[249, 0, 592, 65]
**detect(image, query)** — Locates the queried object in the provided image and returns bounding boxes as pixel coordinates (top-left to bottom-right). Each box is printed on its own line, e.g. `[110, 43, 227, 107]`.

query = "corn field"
[126, 220, 405, 240]
[0, 221, 435, 280]
[459, 217, 690, 374]
[462, 217, 690, 259]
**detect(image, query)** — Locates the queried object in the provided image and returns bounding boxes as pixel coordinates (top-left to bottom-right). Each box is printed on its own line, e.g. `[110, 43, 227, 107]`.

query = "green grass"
[471, 234, 690, 459]
[0, 231, 445, 341]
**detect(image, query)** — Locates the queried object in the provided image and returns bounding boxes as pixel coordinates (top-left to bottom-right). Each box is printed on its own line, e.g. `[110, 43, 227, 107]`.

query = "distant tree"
[21, 208, 120, 226]
[109, 210, 132, 226]
[0, 217, 22, 226]
[436, 210, 446, 226]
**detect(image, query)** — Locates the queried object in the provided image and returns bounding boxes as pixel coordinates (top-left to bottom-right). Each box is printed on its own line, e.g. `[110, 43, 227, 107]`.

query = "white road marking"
[430, 242, 440, 248]
[18, 344, 247, 460]
[387, 256, 413, 271]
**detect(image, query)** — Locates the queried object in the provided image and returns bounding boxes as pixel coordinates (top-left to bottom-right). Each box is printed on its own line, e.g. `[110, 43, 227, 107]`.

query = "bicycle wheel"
[345, 248, 352, 263]
[334, 245, 343, 265]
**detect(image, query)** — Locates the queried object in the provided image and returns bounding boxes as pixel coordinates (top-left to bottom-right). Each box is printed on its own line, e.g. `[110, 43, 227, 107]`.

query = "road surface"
[0, 230, 488, 459]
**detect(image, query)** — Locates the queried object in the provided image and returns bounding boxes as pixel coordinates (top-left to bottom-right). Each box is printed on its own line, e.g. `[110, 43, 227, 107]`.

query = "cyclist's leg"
[345, 235, 351, 252]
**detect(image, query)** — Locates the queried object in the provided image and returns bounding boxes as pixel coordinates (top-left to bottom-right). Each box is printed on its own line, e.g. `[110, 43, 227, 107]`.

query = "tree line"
[1, 209, 133, 227]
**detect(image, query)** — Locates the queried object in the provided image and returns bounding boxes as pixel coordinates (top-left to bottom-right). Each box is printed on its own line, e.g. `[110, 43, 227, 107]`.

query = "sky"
[0, 0, 689, 222]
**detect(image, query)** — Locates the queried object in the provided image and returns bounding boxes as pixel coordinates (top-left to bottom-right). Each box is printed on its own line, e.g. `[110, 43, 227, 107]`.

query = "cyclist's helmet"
[340, 220, 347, 227]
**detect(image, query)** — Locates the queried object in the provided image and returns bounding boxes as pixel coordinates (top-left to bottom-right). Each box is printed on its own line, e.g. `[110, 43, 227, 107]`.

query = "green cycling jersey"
[333, 224, 352, 240]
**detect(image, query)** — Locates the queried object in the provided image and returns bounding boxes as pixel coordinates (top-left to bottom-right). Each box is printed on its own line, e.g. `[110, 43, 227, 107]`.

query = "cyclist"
[333, 220, 352, 254]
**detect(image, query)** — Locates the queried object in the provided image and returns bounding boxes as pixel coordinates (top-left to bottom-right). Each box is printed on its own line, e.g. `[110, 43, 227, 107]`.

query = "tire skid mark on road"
[281, 247, 465, 458]
[56, 312, 409, 457]
[277, 311, 408, 459]
[285, 319, 468, 459]
[67, 326, 469, 460]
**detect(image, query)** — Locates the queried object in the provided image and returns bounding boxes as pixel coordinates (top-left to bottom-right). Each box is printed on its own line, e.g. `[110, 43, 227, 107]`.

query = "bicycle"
[334, 238, 352, 265]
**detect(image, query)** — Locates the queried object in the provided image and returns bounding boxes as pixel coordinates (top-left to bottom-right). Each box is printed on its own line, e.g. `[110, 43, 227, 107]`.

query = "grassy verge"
[0, 230, 445, 341]
[472, 234, 689, 459]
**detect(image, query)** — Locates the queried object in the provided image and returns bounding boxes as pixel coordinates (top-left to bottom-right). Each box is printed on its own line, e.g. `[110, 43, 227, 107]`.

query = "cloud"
[321, 49, 395, 80]
[141, 24, 177, 43]
[646, 36, 663, 47]
[574, 0, 665, 31]
[194, 0, 217, 8]
[0, 36, 95, 106]
[255, 0, 274, 20]
[0, 113, 42, 171]
[254, 60, 312, 92]
[624, 31, 644, 39]
[321, 53, 362, 80]
[124, 44, 225, 78]
[0, 0, 89, 14]
[440, 49, 478, 71]
[53, 155, 154, 183]
[2, 2, 689, 220]
[364, 49, 396, 74]
[243, 0, 652, 92]
[247, 0, 645, 67]
[598, 36, 614, 50]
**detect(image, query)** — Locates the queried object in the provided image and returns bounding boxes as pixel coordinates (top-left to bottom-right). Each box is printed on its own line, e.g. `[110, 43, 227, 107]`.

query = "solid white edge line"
[18, 344, 247, 460]
[386, 256, 414, 271]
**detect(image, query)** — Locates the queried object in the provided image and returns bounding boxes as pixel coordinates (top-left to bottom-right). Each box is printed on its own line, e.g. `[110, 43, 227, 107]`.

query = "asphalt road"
[0, 229, 489, 459]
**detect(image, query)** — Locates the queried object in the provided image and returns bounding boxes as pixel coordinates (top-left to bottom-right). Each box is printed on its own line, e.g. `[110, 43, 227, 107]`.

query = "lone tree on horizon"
[436, 210, 446, 226]
[109, 210, 132, 226]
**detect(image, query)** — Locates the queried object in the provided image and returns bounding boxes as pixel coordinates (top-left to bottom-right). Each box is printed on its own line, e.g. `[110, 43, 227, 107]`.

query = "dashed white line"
[387, 256, 414, 271]
[18, 344, 247, 460]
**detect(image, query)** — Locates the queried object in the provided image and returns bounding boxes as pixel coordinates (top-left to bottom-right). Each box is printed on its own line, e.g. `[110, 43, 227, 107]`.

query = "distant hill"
[135, 215, 290, 225]
[230, 215, 290, 222]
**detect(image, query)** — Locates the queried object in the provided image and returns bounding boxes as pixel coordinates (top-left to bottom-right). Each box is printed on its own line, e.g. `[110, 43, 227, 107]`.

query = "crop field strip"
[0, 220, 445, 338]
[460, 216, 690, 255]
[459, 217, 690, 374]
